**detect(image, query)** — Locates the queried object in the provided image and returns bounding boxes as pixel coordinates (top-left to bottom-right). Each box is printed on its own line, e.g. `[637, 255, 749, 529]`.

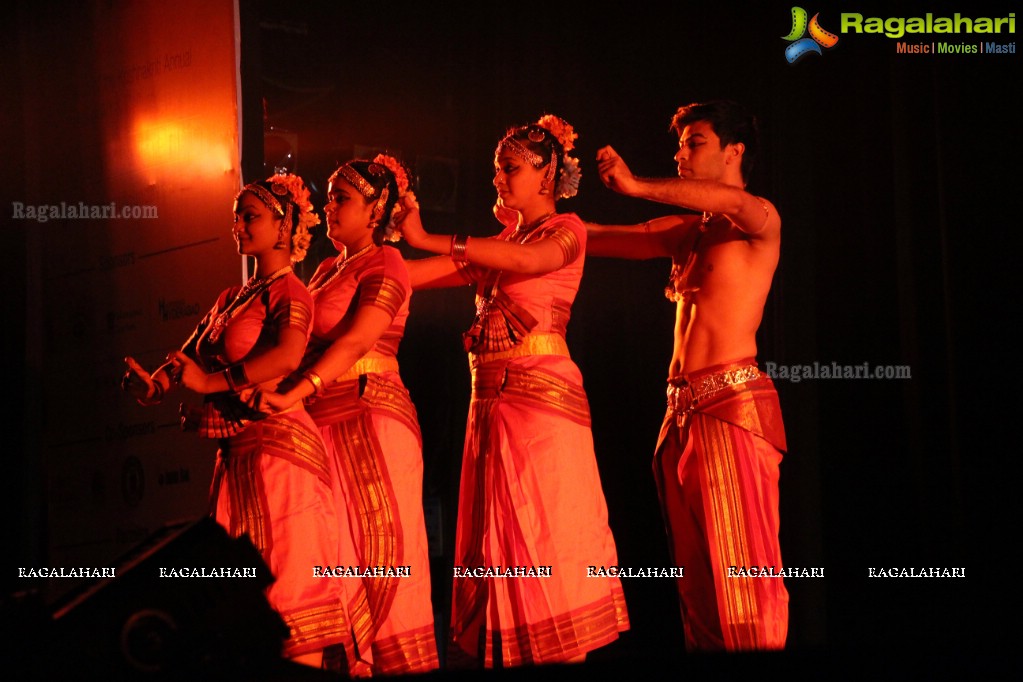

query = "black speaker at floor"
[46, 517, 289, 678]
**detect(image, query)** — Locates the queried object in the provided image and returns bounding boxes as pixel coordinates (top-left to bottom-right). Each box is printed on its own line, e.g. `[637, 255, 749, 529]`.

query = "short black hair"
[671, 100, 759, 182]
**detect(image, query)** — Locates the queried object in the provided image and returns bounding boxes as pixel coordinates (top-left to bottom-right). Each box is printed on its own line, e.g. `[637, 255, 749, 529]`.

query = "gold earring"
[275, 222, 289, 249]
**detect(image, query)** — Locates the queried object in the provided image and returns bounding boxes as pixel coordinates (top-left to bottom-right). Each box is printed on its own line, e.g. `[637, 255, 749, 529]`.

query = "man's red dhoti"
[653, 358, 788, 651]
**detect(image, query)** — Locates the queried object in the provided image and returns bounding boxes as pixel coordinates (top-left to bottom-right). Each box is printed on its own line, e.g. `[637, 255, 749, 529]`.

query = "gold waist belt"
[337, 356, 400, 382]
[469, 333, 570, 369]
[667, 363, 761, 415]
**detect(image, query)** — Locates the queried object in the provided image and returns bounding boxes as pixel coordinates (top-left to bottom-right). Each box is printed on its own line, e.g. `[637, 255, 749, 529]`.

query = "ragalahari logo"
[783, 7, 839, 63]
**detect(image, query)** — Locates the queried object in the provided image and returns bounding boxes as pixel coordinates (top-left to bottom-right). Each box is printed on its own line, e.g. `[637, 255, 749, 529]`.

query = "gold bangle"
[450, 234, 469, 262]
[304, 370, 325, 395]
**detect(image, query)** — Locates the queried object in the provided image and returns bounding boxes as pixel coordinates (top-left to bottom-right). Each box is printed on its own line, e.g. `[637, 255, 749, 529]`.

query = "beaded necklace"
[207, 265, 293, 344]
[512, 211, 556, 240]
[307, 243, 377, 295]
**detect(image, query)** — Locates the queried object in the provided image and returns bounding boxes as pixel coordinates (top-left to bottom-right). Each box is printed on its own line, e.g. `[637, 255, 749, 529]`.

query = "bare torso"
[667, 213, 780, 379]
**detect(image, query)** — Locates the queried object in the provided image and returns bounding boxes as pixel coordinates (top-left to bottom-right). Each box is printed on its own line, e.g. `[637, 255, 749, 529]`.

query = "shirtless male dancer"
[586, 100, 788, 651]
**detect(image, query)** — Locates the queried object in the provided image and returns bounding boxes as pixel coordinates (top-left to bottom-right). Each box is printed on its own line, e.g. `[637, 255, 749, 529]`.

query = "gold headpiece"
[237, 183, 284, 215]
[499, 137, 544, 167]
[336, 164, 376, 198]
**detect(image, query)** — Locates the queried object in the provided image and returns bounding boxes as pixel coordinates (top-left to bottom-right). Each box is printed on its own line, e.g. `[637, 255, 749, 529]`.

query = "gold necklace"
[473, 212, 558, 318]
[512, 211, 556, 241]
[664, 213, 712, 302]
[207, 265, 292, 343]
[308, 243, 377, 294]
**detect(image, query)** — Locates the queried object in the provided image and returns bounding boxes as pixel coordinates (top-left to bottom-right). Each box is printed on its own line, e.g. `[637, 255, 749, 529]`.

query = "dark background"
[4, 0, 1017, 676]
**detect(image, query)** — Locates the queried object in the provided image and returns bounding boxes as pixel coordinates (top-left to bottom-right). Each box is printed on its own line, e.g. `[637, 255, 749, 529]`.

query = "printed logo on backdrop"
[783, 7, 839, 64]
[122, 455, 145, 507]
[783, 7, 1016, 61]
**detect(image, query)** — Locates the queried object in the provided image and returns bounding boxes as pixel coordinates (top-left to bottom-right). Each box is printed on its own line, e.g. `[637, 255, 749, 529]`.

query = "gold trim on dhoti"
[337, 356, 400, 382]
[468, 333, 570, 368]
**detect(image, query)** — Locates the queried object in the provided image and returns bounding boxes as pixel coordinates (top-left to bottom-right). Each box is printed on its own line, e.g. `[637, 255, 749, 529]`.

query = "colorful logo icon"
[783, 7, 839, 63]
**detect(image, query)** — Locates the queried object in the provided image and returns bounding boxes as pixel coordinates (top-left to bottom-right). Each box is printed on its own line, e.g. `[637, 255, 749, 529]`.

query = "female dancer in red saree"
[121, 173, 361, 669]
[397, 116, 629, 667]
[257, 156, 438, 675]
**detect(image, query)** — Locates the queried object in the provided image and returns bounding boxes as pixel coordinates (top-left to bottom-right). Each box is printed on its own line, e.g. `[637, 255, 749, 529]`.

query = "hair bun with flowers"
[535, 114, 578, 154]
[371, 153, 414, 242]
[268, 170, 319, 262]
[372, 153, 410, 196]
[535, 114, 581, 200]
